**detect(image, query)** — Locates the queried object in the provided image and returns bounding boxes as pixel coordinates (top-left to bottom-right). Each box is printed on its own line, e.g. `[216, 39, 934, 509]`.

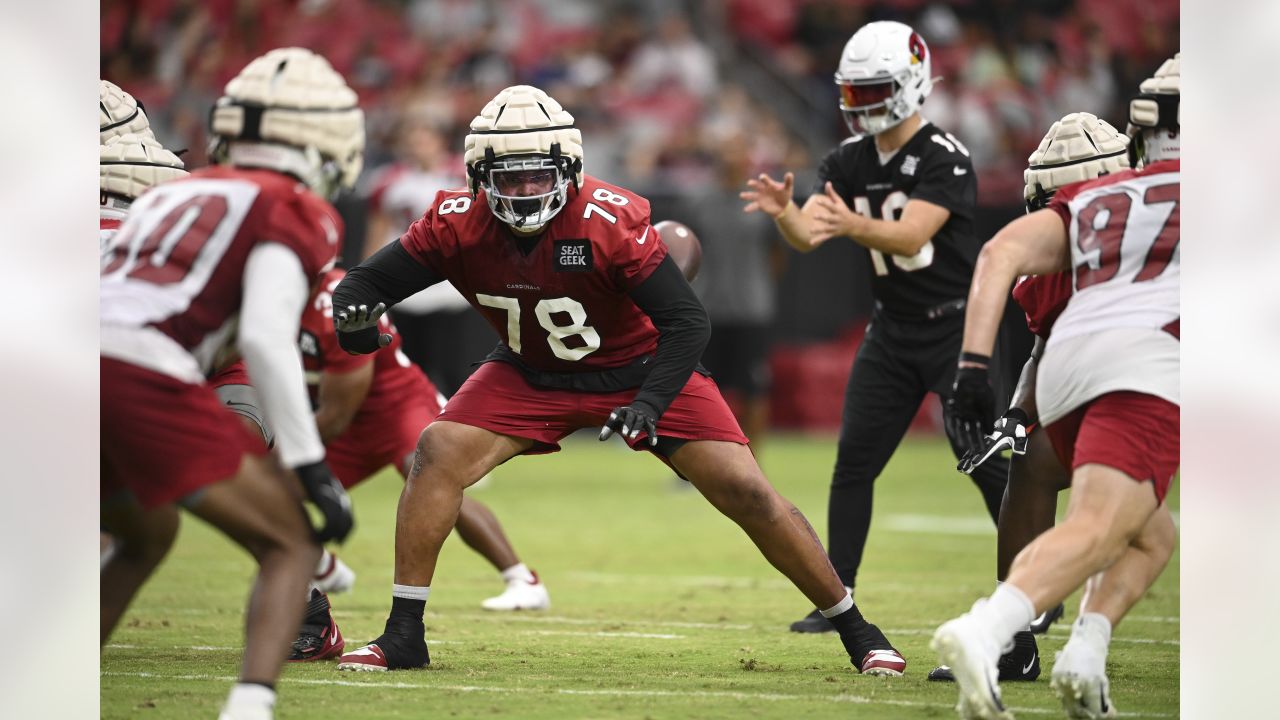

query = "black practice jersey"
[814, 122, 979, 321]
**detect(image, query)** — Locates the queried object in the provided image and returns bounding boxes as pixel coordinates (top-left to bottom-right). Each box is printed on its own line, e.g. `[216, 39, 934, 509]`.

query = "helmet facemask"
[474, 147, 574, 233]
[838, 78, 910, 135]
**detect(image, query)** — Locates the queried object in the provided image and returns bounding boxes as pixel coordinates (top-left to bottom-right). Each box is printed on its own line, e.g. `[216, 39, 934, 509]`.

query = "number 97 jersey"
[399, 175, 668, 374]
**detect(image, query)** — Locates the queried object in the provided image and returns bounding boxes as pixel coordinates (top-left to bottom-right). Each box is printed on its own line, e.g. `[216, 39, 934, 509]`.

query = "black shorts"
[700, 322, 771, 397]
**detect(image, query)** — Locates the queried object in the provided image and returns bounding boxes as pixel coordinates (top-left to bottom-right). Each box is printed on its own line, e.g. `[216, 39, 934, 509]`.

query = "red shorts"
[1044, 391, 1179, 503]
[101, 357, 267, 509]
[437, 360, 748, 454]
[325, 377, 441, 488]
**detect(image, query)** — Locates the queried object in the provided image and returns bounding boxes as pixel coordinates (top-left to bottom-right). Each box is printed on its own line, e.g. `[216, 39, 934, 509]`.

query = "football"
[655, 220, 702, 282]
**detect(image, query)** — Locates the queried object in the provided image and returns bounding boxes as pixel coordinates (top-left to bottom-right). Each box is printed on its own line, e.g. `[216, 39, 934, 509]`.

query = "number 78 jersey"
[399, 175, 668, 373]
[1046, 160, 1180, 346]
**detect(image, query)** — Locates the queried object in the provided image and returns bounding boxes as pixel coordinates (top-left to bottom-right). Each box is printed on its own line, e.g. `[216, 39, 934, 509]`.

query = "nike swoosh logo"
[953, 166, 968, 176]
[1022, 653, 1036, 674]
[635, 225, 650, 245]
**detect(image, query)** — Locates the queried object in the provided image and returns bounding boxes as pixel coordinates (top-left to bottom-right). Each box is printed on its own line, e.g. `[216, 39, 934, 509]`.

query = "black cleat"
[288, 590, 345, 662]
[789, 608, 836, 633]
[929, 630, 1040, 682]
[1030, 603, 1065, 634]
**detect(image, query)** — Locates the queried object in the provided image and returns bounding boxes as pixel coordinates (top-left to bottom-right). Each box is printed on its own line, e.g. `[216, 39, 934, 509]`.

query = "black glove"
[334, 303, 393, 355]
[295, 461, 354, 543]
[598, 402, 659, 447]
[957, 408, 1031, 475]
[946, 365, 995, 455]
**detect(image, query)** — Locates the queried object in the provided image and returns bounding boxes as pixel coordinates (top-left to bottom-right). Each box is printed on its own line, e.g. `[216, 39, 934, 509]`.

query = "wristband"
[959, 351, 990, 367]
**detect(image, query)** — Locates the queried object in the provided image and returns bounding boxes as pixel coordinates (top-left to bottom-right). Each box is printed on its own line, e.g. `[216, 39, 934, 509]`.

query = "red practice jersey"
[101, 166, 342, 376]
[1012, 272, 1073, 339]
[300, 268, 436, 420]
[399, 175, 667, 374]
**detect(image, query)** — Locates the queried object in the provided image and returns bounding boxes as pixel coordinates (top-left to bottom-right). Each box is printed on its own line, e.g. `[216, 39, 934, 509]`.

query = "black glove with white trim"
[946, 363, 996, 455]
[598, 402, 659, 447]
[335, 302, 392, 355]
[957, 408, 1032, 475]
[295, 461, 354, 543]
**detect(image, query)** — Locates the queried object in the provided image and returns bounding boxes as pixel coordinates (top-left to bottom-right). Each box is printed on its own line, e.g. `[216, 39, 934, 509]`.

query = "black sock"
[829, 604, 891, 658]
[389, 595, 426, 628]
[303, 589, 331, 625]
[242, 680, 275, 692]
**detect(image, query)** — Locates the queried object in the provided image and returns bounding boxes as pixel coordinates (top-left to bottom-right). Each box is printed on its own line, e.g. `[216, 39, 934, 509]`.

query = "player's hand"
[295, 461, 355, 544]
[957, 408, 1031, 475]
[598, 404, 659, 447]
[741, 172, 794, 218]
[946, 365, 996, 455]
[334, 303, 392, 355]
[810, 182, 860, 243]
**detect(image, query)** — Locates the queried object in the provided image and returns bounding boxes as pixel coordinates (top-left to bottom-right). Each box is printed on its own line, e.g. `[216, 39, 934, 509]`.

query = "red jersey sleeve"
[1012, 272, 1073, 339]
[397, 189, 461, 277]
[600, 184, 666, 291]
[262, 188, 343, 280]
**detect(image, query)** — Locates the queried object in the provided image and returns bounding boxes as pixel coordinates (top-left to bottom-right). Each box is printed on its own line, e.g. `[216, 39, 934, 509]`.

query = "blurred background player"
[363, 111, 494, 395]
[101, 47, 362, 720]
[676, 139, 780, 451]
[929, 112, 1145, 685]
[742, 20, 1012, 633]
[933, 54, 1180, 720]
[330, 84, 904, 676]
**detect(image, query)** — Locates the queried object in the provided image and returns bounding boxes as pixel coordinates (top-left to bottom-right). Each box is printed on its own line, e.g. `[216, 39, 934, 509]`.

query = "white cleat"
[1051, 630, 1117, 718]
[931, 614, 1014, 720]
[481, 572, 550, 611]
[312, 553, 356, 595]
[217, 705, 272, 720]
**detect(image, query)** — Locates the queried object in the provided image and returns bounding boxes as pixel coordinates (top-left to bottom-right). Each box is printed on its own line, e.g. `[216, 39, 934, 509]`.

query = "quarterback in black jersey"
[742, 20, 1011, 633]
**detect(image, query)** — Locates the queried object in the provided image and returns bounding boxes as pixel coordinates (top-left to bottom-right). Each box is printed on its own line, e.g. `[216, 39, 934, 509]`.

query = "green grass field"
[102, 434, 1179, 719]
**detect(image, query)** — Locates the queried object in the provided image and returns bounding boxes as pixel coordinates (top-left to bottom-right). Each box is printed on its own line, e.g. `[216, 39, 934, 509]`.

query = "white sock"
[314, 550, 335, 578]
[225, 683, 275, 710]
[819, 592, 853, 618]
[500, 563, 536, 584]
[392, 584, 430, 602]
[1073, 611, 1113, 649]
[978, 583, 1036, 648]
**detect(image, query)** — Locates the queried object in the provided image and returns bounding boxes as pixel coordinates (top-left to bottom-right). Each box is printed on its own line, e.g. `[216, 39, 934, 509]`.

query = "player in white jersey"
[100, 48, 363, 720]
[931, 54, 1180, 720]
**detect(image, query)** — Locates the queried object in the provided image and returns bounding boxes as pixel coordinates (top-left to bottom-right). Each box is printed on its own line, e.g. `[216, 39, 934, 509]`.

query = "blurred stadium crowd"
[101, 0, 1178, 427]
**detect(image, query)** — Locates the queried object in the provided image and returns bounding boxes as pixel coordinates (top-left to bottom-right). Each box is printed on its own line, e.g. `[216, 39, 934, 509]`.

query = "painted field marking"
[100, 671, 1174, 717]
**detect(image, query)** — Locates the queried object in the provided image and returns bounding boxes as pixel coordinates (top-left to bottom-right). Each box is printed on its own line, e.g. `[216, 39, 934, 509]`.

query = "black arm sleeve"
[332, 241, 443, 353]
[626, 255, 711, 419]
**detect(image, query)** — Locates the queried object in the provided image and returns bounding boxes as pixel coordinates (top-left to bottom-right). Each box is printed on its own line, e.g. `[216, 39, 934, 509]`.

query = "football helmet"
[1024, 112, 1129, 212]
[1127, 53, 1180, 167]
[834, 21, 933, 136]
[100, 80, 153, 144]
[464, 85, 583, 233]
[208, 47, 365, 199]
[100, 132, 188, 202]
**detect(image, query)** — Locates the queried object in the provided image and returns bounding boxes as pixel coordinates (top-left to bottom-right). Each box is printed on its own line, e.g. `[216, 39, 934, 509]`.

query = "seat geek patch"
[554, 239, 592, 272]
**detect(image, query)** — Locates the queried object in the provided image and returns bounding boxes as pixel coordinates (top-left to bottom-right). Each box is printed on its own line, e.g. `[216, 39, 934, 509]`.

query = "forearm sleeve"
[239, 243, 325, 468]
[332, 240, 443, 352]
[627, 255, 711, 418]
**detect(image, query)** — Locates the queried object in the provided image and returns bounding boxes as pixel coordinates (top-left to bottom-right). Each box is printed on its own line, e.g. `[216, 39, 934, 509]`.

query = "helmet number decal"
[439, 196, 473, 215]
[475, 293, 601, 362]
[853, 191, 935, 276]
[583, 188, 630, 224]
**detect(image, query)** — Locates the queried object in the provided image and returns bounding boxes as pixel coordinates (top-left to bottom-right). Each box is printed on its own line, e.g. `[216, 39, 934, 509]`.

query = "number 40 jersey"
[398, 175, 668, 375]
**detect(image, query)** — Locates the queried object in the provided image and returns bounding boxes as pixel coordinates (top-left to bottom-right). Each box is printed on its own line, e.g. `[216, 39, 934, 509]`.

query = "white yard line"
[100, 670, 1174, 717]
[526, 630, 683, 639]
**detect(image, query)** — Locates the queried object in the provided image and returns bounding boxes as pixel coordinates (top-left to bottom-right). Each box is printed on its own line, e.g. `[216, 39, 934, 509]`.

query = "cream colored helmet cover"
[100, 132, 188, 200]
[464, 84, 583, 194]
[1024, 112, 1128, 209]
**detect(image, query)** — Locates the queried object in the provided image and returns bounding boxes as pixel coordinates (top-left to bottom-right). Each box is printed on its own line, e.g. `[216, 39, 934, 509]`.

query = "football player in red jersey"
[329, 85, 904, 677]
[930, 113, 1176, 688]
[101, 48, 363, 720]
[933, 56, 1180, 719]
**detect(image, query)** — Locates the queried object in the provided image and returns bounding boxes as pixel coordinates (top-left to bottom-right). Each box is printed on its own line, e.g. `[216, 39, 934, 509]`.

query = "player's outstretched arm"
[239, 243, 354, 543]
[811, 183, 949, 256]
[742, 172, 826, 253]
[600, 256, 710, 446]
[333, 241, 443, 354]
[961, 210, 1070, 359]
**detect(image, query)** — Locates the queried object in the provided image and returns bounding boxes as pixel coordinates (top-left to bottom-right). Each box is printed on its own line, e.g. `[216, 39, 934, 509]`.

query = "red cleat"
[859, 649, 907, 676]
[337, 643, 390, 672]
